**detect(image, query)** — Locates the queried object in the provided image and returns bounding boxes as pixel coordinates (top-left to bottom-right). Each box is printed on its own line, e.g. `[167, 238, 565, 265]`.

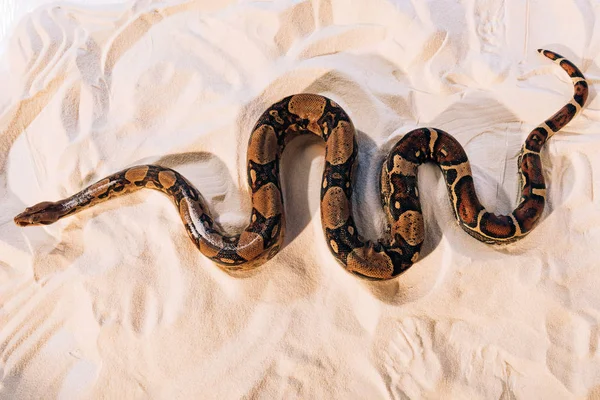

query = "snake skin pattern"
[14, 50, 588, 280]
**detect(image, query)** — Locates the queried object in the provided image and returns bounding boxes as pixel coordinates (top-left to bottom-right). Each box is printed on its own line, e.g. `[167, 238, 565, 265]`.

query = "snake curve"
[14, 49, 588, 280]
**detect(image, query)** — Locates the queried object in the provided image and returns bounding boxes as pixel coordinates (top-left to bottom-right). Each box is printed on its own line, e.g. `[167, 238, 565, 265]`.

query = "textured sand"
[1, 0, 600, 398]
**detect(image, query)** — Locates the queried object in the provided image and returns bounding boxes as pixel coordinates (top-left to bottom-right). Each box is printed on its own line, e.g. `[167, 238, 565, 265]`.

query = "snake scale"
[14, 49, 588, 280]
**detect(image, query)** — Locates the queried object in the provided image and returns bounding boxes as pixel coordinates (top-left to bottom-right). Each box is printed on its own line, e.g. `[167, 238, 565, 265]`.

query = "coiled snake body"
[15, 50, 588, 280]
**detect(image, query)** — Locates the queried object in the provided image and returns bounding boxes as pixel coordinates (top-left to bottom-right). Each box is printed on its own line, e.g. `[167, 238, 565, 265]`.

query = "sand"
[1, 0, 600, 398]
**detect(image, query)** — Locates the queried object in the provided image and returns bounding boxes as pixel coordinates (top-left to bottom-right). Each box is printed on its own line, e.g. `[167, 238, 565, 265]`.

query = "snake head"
[14, 201, 63, 226]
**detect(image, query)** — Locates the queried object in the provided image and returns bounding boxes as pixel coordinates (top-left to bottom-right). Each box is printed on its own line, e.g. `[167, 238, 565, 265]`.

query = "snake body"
[14, 50, 588, 280]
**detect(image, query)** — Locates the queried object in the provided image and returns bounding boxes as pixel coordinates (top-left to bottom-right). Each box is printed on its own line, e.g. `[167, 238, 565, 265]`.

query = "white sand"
[1, 0, 600, 398]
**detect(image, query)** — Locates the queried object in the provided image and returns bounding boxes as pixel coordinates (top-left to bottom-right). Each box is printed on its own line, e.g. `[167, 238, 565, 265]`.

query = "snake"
[14, 49, 588, 280]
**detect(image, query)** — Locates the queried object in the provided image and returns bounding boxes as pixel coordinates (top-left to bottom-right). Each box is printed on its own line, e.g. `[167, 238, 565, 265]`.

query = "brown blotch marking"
[433, 132, 467, 165]
[525, 127, 548, 152]
[250, 169, 257, 184]
[479, 213, 516, 238]
[546, 104, 577, 132]
[325, 121, 354, 165]
[454, 177, 483, 227]
[236, 231, 265, 261]
[125, 166, 149, 183]
[573, 81, 588, 107]
[388, 174, 416, 208]
[513, 197, 544, 233]
[559, 59, 580, 78]
[391, 129, 429, 164]
[346, 246, 394, 279]
[288, 94, 327, 135]
[322, 186, 350, 230]
[540, 49, 560, 60]
[252, 182, 283, 219]
[248, 124, 279, 164]
[158, 170, 177, 189]
[288, 94, 327, 120]
[392, 210, 425, 246]
[520, 153, 544, 186]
